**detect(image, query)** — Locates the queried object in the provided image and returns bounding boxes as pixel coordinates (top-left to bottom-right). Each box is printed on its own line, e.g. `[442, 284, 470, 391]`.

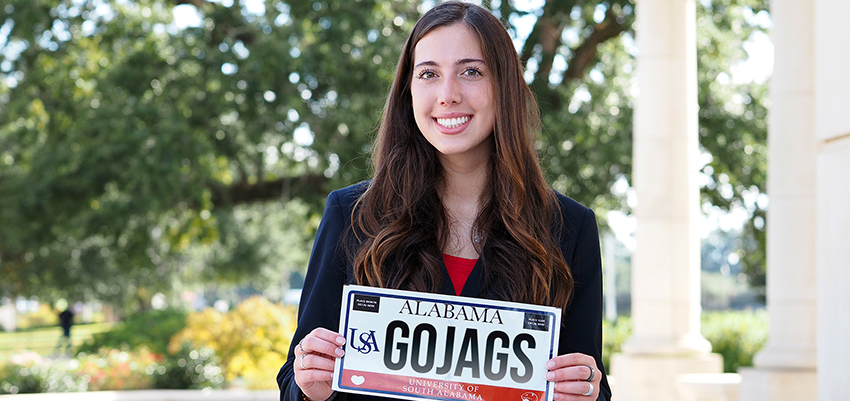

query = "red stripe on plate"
[340, 369, 547, 401]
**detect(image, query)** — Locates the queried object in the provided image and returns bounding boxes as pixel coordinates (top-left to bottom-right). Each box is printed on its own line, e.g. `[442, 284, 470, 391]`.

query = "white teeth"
[436, 116, 470, 128]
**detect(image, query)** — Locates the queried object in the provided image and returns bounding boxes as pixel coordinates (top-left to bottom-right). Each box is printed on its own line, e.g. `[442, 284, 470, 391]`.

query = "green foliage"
[1, 297, 286, 392]
[0, 351, 59, 394]
[14, 303, 60, 330]
[601, 315, 632, 371]
[151, 344, 225, 390]
[0, 348, 152, 393]
[74, 347, 162, 391]
[169, 296, 297, 389]
[0, 0, 770, 304]
[77, 308, 186, 355]
[0, 353, 87, 394]
[602, 310, 768, 373]
[0, 364, 42, 394]
[1, 0, 384, 304]
[0, 346, 224, 393]
[701, 309, 768, 372]
[695, 0, 770, 299]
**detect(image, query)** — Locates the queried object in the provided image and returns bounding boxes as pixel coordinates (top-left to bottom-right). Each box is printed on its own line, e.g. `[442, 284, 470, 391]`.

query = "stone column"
[610, 0, 721, 399]
[815, 1, 850, 400]
[738, 1, 819, 400]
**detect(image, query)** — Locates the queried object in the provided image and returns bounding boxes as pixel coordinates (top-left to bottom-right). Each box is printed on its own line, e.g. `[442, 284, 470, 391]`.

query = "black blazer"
[277, 182, 611, 400]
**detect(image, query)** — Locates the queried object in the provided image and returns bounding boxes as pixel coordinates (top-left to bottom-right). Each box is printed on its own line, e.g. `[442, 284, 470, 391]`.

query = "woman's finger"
[545, 364, 594, 383]
[299, 352, 337, 373]
[553, 382, 597, 400]
[546, 352, 596, 370]
[299, 328, 346, 358]
[293, 332, 339, 401]
[545, 353, 600, 400]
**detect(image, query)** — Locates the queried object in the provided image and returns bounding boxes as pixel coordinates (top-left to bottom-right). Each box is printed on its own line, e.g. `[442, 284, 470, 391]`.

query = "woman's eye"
[462, 67, 483, 77]
[416, 69, 437, 80]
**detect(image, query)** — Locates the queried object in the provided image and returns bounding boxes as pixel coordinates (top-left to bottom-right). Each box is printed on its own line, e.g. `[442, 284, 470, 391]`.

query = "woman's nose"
[438, 76, 462, 106]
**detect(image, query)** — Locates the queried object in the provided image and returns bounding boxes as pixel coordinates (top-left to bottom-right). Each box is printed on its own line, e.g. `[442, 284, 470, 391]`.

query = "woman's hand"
[545, 353, 601, 400]
[294, 328, 346, 401]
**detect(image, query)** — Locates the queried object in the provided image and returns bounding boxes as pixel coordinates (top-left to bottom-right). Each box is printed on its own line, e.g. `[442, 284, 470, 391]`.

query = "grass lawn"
[0, 322, 113, 359]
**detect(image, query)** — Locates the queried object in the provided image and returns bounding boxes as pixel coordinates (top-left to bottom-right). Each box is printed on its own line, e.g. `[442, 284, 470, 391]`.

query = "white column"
[626, 0, 709, 357]
[738, 0, 818, 399]
[815, 139, 850, 401]
[815, 1, 850, 400]
[611, 0, 721, 399]
[604, 233, 617, 322]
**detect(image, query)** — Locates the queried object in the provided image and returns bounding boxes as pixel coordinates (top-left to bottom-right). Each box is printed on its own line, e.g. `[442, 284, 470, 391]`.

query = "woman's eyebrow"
[456, 58, 485, 65]
[414, 60, 438, 69]
[414, 58, 485, 69]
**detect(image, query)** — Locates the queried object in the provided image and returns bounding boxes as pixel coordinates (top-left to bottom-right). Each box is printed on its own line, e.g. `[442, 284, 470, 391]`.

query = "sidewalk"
[0, 390, 278, 401]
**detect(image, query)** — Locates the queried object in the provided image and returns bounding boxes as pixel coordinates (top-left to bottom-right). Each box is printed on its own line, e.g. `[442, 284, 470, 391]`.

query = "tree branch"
[519, 0, 572, 71]
[173, 0, 209, 7]
[208, 173, 329, 208]
[561, 8, 626, 83]
[171, 0, 255, 45]
[536, 17, 568, 81]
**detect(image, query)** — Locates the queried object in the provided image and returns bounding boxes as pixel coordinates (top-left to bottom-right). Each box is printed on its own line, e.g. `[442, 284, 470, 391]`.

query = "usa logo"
[348, 328, 381, 354]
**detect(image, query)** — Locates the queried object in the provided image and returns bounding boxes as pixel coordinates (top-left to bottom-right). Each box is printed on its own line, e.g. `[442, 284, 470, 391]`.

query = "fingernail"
[335, 348, 345, 357]
[336, 336, 346, 345]
[545, 371, 554, 381]
[546, 360, 555, 369]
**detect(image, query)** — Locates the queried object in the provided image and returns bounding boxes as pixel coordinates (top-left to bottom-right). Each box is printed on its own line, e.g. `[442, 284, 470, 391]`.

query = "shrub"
[151, 344, 225, 389]
[701, 309, 768, 372]
[601, 315, 632, 370]
[0, 345, 224, 393]
[73, 347, 160, 391]
[78, 308, 186, 355]
[169, 296, 297, 389]
[0, 351, 53, 394]
[0, 350, 90, 394]
[16, 304, 60, 330]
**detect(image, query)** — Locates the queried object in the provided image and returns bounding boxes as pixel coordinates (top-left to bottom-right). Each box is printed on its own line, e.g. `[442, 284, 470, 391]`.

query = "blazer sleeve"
[277, 189, 352, 401]
[558, 205, 611, 401]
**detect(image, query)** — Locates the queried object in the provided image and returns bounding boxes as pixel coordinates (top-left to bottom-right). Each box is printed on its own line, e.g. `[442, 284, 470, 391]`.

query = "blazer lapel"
[459, 257, 484, 297]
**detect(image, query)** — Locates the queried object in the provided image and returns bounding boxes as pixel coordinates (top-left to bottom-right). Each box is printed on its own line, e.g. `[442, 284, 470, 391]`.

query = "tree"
[507, 0, 768, 295]
[0, 0, 408, 307]
[0, 0, 769, 307]
[694, 0, 769, 298]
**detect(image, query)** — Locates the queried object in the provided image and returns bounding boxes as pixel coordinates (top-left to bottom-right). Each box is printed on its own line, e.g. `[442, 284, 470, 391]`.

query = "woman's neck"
[439, 155, 488, 215]
[439, 154, 489, 258]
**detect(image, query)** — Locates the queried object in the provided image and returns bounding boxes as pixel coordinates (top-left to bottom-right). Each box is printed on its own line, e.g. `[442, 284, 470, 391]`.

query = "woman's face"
[411, 23, 496, 164]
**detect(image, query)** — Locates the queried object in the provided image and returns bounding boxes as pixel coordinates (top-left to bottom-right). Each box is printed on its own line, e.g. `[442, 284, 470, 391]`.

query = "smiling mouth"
[435, 116, 471, 128]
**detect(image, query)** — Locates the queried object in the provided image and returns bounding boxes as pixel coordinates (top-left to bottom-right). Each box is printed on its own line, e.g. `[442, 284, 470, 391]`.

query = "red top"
[442, 254, 478, 295]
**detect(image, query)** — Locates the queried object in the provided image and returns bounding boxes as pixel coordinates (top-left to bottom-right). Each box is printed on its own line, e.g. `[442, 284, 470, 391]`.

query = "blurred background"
[0, 0, 770, 394]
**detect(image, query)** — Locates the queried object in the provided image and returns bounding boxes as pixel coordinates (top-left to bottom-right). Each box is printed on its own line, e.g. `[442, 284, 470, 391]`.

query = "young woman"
[277, 2, 610, 400]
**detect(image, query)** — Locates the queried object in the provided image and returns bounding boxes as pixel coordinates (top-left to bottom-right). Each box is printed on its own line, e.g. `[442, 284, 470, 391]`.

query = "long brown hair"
[351, 1, 574, 310]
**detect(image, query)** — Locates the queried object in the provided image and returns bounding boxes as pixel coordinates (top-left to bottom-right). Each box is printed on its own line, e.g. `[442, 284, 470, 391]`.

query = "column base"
[679, 373, 741, 401]
[738, 367, 817, 401]
[610, 352, 722, 401]
[752, 343, 817, 369]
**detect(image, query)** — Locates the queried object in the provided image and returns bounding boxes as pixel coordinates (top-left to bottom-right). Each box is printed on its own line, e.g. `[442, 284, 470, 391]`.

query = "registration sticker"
[332, 285, 561, 401]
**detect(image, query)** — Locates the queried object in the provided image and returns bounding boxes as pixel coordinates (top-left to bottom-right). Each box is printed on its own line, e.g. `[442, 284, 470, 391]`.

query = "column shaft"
[625, 0, 709, 355]
[739, 0, 818, 399]
[815, 0, 850, 400]
[612, 1, 722, 399]
[751, 0, 818, 371]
